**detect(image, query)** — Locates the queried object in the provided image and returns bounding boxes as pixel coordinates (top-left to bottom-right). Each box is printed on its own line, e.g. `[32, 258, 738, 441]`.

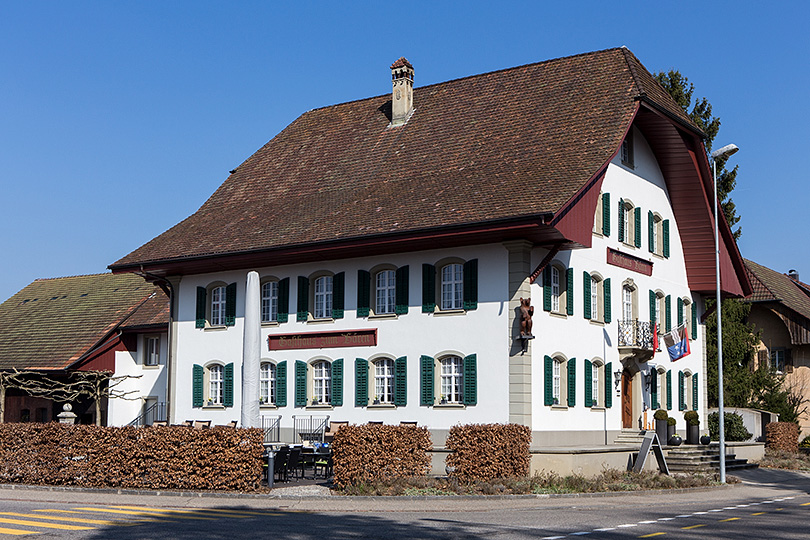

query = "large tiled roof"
[0, 273, 168, 371]
[111, 47, 698, 270]
[744, 259, 810, 321]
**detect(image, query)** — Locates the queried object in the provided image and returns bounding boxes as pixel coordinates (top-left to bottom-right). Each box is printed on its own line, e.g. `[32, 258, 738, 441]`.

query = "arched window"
[210, 286, 227, 326]
[314, 276, 333, 319]
[375, 270, 396, 315]
[440, 264, 464, 310]
[209, 364, 224, 405]
[261, 281, 278, 323]
[260, 362, 276, 405]
[440, 355, 464, 403]
[374, 358, 395, 404]
[312, 360, 332, 404]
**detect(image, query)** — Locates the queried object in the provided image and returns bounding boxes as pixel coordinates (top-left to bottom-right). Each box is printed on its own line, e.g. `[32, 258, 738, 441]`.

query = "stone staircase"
[666, 444, 758, 473]
[613, 429, 648, 445]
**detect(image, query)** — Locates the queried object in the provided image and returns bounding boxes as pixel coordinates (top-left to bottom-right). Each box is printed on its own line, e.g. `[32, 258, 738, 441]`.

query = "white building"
[110, 49, 750, 447]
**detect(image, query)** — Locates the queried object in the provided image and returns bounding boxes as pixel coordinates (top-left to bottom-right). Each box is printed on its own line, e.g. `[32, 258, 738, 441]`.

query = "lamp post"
[711, 143, 738, 484]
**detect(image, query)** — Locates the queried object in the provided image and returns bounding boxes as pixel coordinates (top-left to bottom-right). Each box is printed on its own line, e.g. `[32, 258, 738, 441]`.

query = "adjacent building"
[109, 48, 751, 446]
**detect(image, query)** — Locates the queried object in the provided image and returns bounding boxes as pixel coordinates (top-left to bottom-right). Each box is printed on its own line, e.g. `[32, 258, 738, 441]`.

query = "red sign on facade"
[268, 329, 378, 351]
[606, 247, 653, 276]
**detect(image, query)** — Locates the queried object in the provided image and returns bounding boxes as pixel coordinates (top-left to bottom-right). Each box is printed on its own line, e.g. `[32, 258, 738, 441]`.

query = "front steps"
[666, 444, 758, 473]
[614, 429, 647, 445]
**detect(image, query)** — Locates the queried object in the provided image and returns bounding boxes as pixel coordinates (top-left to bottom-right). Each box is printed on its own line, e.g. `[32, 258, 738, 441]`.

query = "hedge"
[707, 412, 752, 442]
[766, 422, 799, 453]
[331, 424, 432, 488]
[445, 423, 531, 482]
[0, 423, 264, 491]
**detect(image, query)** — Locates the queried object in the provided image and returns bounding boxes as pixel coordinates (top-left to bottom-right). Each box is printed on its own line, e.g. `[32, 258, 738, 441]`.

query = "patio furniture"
[287, 447, 303, 480]
[273, 446, 290, 483]
[193, 420, 211, 429]
[399, 421, 417, 426]
[324, 421, 348, 443]
[314, 451, 333, 479]
[367, 421, 383, 425]
[151, 420, 168, 426]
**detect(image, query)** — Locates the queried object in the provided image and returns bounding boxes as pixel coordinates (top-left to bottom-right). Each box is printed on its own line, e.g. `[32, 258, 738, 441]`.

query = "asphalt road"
[0, 468, 807, 539]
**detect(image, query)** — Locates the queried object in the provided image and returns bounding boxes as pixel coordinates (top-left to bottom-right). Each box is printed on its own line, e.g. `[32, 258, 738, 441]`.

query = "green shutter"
[678, 370, 685, 411]
[357, 270, 370, 317]
[649, 290, 657, 324]
[651, 370, 659, 409]
[420, 355, 434, 405]
[277, 278, 290, 323]
[331, 358, 343, 406]
[395, 266, 409, 314]
[618, 198, 625, 242]
[603, 278, 612, 323]
[648, 210, 655, 252]
[195, 287, 207, 328]
[666, 370, 672, 410]
[463, 354, 477, 406]
[332, 272, 345, 319]
[665, 295, 672, 332]
[543, 266, 552, 312]
[567, 357, 576, 407]
[544, 356, 553, 406]
[583, 271, 591, 320]
[692, 373, 698, 411]
[634, 207, 641, 248]
[584, 359, 593, 407]
[663, 219, 670, 258]
[602, 193, 611, 237]
[395, 356, 407, 406]
[691, 302, 698, 340]
[192, 364, 204, 407]
[276, 361, 287, 407]
[463, 259, 478, 311]
[297, 276, 309, 321]
[225, 282, 237, 326]
[566, 267, 574, 316]
[223, 363, 234, 407]
[604, 362, 612, 408]
[422, 264, 436, 313]
[295, 360, 307, 407]
[677, 297, 684, 326]
[355, 358, 368, 406]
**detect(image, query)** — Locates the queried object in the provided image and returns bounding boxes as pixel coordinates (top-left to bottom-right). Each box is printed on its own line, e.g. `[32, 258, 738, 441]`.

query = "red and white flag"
[663, 324, 690, 361]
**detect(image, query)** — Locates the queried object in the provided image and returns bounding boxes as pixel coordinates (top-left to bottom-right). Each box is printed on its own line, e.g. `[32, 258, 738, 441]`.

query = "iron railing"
[261, 415, 282, 443]
[126, 401, 167, 427]
[292, 415, 329, 443]
[618, 320, 655, 350]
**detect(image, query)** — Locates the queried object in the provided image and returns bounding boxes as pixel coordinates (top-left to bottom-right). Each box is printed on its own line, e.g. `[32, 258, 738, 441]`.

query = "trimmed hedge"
[707, 412, 752, 442]
[331, 424, 432, 488]
[0, 423, 264, 491]
[766, 422, 799, 453]
[445, 423, 531, 482]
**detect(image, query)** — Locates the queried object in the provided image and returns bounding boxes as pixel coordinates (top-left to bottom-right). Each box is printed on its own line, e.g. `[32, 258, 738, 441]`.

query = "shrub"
[683, 410, 699, 425]
[331, 424, 432, 489]
[654, 409, 668, 421]
[766, 422, 799, 453]
[445, 423, 531, 482]
[667, 417, 677, 426]
[707, 412, 752, 442]
[800, 435, 810, 448]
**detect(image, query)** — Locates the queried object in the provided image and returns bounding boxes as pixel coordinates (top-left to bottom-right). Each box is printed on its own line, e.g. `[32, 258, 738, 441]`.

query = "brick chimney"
[390, 57, 414, 126]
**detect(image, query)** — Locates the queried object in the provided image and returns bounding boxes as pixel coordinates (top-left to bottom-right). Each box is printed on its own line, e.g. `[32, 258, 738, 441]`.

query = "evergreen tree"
[655, 70, 741, 239]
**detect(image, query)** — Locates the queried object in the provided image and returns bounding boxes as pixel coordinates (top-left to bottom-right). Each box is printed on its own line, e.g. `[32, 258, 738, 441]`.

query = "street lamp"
[711, 143, 738, 484]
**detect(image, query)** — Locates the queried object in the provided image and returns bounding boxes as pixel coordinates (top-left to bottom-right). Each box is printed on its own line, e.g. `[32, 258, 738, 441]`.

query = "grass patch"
[758, 449, 810, 471]
[335, 468, 729, 496]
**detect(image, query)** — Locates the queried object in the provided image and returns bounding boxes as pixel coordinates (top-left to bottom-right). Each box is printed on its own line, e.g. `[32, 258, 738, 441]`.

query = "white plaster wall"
[107, 333, 168, 426]
[530, 128, 707, 437]
[171, 244, 511, 430]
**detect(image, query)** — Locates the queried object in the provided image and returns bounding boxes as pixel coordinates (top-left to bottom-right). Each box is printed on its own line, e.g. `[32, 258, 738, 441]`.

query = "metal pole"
[714, 156, 726, 483]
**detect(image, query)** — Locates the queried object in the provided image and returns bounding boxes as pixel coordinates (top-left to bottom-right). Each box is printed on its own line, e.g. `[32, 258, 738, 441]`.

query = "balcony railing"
[618, 320, 655, 350]
[293, 415, 330, 444]
[126, 401, 167, 427]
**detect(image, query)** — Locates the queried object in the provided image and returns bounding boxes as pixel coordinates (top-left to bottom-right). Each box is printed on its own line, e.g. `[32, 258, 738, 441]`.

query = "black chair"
[314, 452, 333, 479]
[287, 447, 303, 480]
[273, 447, 290, 483]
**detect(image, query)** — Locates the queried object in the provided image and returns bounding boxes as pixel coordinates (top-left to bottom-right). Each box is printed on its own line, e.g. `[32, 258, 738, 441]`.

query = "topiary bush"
[684, 410, 699, 426]
[667, 417, 677, 426]
[654, 409, 668, 421]
[707, 412, 753, 442]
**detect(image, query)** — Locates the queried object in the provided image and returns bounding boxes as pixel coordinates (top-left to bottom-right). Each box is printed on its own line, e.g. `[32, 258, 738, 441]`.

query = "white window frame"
[210, 286, 226, 326]
[375, 270, 396, 315]
[591, 361, 600, 406]
[374, 358, 395, 404]
[771, 349, 786, 373]
[591, 276, 599, 320]
[313, 360, 332, 404]
[623, 285, 634, 321]
[261, 281, 278, 323]
[655, 292, 664, 329]
[314, 276, 333, 319]
[440, 263, 464, 310]
[209, 364, 224, 405]
[144, 336, 160, 366]
[440, 356, 464, 403]
[551, 266, 561, 313]
[260, 362, 276, 405]
[552, 358, 562, 404]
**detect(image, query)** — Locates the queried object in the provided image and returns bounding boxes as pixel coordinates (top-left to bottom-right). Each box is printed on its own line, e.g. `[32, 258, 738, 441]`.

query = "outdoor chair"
[193, 420, 211, 429]
[314, 452, 333, 479]
[287, 447, 304, 480]
[367, 421, 383, 425]
[399, 421, 417, 426]
[151, 420, 168, 426]
[273, 447, 290, 483]
[324, 421, 349, 444]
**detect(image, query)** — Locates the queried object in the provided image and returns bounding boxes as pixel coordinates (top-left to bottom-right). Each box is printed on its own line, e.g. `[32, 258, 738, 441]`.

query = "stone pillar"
[504, 240, 533, 428]
[57, 403, 77, 424]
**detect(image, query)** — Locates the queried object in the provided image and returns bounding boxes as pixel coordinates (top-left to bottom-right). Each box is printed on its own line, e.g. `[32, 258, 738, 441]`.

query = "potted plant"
[684, 410, 700, 444]
[668, 434, 682, 446]
[373, 395, 380, 405]
[653, 409, 668, 445]
[700, 433, 711, 445]
[312, 396, 320, 405]
[440, 394, 447, 405]
[667, 416, 676, 443]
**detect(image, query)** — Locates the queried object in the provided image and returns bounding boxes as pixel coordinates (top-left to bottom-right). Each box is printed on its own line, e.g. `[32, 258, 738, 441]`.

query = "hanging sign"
[268, 329, 377, 350]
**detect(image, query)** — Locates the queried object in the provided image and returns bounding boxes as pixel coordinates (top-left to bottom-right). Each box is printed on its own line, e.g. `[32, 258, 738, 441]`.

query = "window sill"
[261, 321, 280, 327]
[651, 252, 665, 260]
[549, 312, 567, 320]
[142, 364, 161, 369]
[203, 404, 226, 410]
[369, 313, 398, 320]
[259, 404, 278, 410]
[306, 318, 334, 325]
[589, 320, 605, 327]
[550, 404, 568, 411]
[589, 406, 606, 412]
[433, 309, 466, 317]
[434, 403, 466, 409]
[592, 231, 604, 239]
[368, 403, 396, 409]
[203, 325, 228, 332]
[620, 242, 636, 250]
[306, 404, 334, 410]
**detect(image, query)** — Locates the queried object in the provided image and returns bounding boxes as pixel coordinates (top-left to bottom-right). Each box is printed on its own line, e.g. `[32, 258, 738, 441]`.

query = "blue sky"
[1, 1, 808, 302]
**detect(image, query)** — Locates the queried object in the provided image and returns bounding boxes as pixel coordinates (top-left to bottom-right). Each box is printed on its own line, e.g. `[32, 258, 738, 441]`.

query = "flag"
[652, 323, 658, 351]
[663, 324, 690, 361]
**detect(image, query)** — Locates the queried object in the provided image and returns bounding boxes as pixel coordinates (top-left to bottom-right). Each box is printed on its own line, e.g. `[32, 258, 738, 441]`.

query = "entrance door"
[622, 370, 633, 428]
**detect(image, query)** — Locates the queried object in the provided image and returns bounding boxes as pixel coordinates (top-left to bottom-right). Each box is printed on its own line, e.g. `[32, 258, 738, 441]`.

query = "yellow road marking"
[0, 517, 93, 531]
[73, 507, 213, 521]
[0, 527, 36, 536]
[801, 502, 810, 506]
[751, 512, 767, 516]
[719, 517, 740, 522]
[639, 533, 666, 538]
[681, 524, 706, 529]
[0, 512, 132, 526]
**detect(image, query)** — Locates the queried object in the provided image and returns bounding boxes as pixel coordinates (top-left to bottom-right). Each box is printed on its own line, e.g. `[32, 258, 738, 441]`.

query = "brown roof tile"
[0, 274, 168, 371]
[744, 259, 810, 321]
[111, 48, 699, 270]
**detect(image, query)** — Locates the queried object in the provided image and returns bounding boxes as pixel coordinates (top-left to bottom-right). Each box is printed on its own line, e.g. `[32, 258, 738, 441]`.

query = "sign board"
[268, 329, 377, 351]
[632, 431, 669, 475]
[606, 248, 653, 276]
